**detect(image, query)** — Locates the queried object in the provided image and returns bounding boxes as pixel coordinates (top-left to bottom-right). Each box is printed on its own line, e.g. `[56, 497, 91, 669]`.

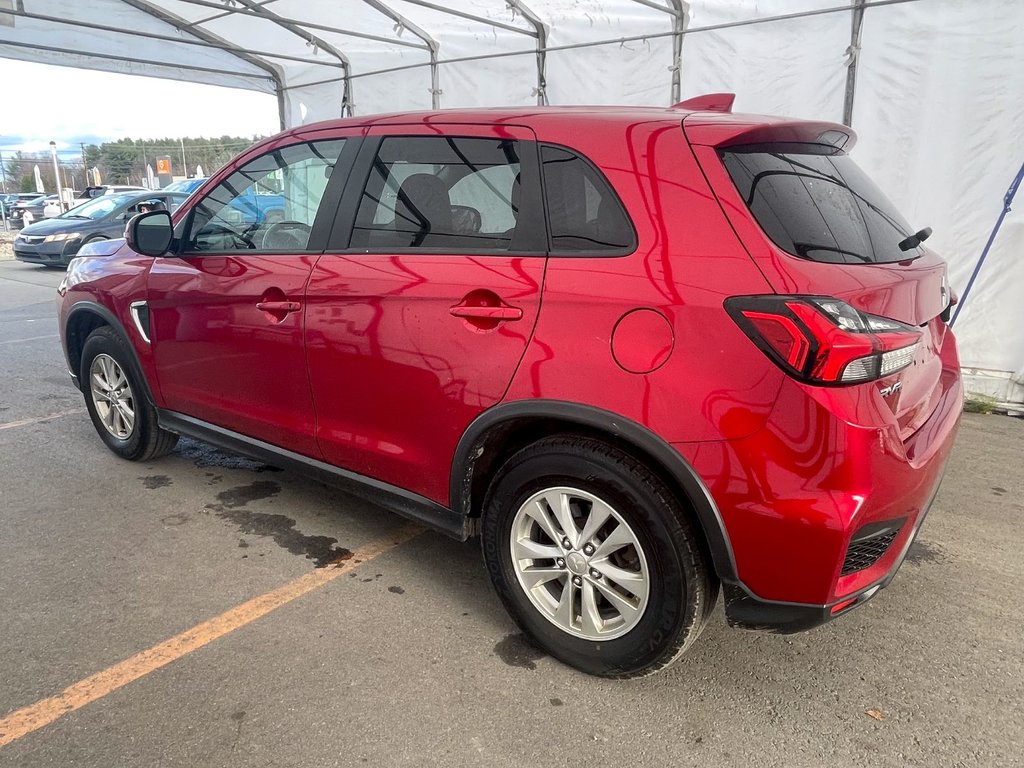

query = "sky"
[0, 60, 280, 160]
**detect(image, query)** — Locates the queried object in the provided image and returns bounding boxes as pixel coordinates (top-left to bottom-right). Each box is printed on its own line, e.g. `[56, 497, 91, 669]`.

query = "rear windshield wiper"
[898, 226, 932, 251]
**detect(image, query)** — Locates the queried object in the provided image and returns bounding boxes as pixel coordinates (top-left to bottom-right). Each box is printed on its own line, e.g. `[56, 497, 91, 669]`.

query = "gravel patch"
[0, 228, 16, 261]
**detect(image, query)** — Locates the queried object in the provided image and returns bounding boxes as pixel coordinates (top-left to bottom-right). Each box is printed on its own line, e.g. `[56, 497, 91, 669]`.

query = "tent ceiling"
[1, 0, 919, 127]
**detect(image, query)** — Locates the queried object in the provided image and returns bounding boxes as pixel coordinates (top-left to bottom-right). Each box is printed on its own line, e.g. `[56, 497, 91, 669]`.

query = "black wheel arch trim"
[65, 300, 156, 405]
[450, 399, 740, 582]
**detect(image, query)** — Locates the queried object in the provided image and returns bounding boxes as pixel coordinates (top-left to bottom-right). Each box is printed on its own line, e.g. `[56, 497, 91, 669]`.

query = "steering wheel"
[195, 223, 256, 250]
[262, 221, 312, 250]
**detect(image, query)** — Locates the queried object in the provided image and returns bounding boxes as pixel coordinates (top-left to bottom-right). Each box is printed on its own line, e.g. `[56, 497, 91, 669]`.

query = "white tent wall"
[851, 0, 1024, 403]
[679, 0, 849, 121]
[539, 1, 675, 105]
[2, 0, 1023, 402]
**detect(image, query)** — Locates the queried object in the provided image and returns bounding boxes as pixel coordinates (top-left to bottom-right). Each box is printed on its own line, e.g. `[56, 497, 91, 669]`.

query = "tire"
[80, 326, 178, 461]
[481, 435, 717, 678]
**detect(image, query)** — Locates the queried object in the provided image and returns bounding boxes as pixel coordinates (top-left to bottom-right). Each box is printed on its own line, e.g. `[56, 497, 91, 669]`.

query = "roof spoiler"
[672, 93, 736, 113]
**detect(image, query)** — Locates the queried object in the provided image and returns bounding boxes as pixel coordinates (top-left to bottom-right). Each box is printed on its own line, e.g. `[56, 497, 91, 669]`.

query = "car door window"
[541, 145, 635, 254]
[185, 139, 346, 253]
[350, 136, 521, 251]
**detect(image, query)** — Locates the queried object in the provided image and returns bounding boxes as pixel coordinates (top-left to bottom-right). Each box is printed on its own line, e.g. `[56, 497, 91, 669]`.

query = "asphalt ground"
[0, 258, 1021, 767]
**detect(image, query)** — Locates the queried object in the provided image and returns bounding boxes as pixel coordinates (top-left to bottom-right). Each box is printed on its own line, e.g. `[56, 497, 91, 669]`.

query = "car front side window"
[184, 139, 346, 254]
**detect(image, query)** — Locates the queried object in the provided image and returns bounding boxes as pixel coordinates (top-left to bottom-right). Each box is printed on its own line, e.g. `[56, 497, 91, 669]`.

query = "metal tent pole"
[361, 0, 441, 109]
[630, 1, 687, 105]
[843, 0, 867, 126]
[950, 160, 1024, 328]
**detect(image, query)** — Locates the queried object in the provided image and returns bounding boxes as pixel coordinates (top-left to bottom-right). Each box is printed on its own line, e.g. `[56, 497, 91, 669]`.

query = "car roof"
[253, 103, 855, 156]
[289, 105, 695, 134]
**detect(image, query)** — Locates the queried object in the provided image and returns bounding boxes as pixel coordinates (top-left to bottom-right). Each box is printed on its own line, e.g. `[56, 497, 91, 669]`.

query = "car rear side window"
[540, 145, 634, 254]
[350, 136, 522, 252]
[720, 145, 923, 264]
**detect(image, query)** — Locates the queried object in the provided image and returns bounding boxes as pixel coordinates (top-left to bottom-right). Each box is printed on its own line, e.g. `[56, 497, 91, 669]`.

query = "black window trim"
[174, 136, 362, 257]
[539, 142, 638, 259]
[324, 133, 548, 257]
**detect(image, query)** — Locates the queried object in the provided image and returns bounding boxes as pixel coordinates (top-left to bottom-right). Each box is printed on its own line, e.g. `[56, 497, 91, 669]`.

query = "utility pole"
[0, 149, 7, 194]
[180, 138, 187, 178]
[140, 142, 149, 188]
[80, 142, 88, 187]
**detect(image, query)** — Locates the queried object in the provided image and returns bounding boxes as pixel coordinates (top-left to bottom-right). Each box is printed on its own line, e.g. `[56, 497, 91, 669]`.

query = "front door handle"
[256, 300, 301, 313]
[449, 305, 523, 321]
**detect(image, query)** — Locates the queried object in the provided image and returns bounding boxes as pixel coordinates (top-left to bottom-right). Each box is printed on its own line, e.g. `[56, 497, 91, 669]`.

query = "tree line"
[2, 135, 264, 193]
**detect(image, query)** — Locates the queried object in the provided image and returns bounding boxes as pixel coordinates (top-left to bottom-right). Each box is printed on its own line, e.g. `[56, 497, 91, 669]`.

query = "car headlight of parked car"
[43, 232, 81, 243]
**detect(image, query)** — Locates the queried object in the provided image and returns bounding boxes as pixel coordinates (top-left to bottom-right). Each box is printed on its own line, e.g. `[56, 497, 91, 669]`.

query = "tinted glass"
[350, 136, 521, 251]
[721, 146, 922, 264]
[541, 145, 634, 253]
[185, 139, 345, 253]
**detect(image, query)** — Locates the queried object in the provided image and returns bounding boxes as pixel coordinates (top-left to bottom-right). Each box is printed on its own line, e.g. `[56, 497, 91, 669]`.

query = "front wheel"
[80, 326, 178, 461]
[481, 435, 717, 678]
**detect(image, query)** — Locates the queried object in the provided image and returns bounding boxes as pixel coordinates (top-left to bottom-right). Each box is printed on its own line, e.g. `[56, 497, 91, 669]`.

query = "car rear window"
[720, 144, 923, 264]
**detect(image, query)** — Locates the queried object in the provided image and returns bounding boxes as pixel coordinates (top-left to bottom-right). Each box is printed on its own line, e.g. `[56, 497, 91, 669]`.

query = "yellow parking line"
[0, 523, 423, 748]
[0, 410, 81, 431]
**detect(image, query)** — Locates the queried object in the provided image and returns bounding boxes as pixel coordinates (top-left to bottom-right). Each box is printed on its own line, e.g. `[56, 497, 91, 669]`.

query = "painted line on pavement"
[0, 523, 423, 748]
[0, 409, 81, 431]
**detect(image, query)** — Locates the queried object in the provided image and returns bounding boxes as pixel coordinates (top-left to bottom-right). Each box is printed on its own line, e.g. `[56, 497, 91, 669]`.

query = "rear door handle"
[449, 305, 523, 321]
[256, 300, 301, 313]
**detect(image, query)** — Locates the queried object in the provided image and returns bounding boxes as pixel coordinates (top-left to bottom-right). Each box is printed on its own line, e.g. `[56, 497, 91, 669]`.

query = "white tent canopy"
[2, 0, 1023, 401]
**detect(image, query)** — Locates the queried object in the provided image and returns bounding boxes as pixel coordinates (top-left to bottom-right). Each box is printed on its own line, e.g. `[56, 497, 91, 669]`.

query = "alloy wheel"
[510, 486, 650, 640]
[89, 353, 135, 439]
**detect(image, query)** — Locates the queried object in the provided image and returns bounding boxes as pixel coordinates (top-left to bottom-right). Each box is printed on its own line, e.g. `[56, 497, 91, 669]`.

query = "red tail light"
[725, 296, 921, 385]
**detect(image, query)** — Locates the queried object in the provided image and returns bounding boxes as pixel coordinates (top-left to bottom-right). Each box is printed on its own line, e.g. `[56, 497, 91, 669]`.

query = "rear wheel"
[481, 435, 717, 678]
[80, 326, 178, 461]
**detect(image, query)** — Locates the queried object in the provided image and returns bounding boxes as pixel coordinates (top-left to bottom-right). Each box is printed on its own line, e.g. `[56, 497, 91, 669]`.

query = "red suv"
[57, 97, 962, 678]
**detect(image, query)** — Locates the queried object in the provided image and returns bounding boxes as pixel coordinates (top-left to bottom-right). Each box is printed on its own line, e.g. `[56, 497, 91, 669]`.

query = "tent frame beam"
[0, 6, 341, 71]
[0, 38, 270, 84]
[507, 0, 548, 105]
[170, 0, 428, 50]
[361, 0, 440, 109]
[399, 0, 536, 38]
[631, 0, 688, 106]
[120, 0, 288, 129]
[226, 0, 355, 118]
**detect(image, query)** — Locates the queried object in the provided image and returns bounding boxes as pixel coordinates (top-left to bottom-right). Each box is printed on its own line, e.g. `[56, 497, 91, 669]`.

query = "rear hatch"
[685, 113, 953, 440]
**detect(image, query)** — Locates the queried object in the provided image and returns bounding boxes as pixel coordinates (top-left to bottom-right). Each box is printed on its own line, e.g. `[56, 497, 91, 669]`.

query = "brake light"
[725, 296, 921, 385]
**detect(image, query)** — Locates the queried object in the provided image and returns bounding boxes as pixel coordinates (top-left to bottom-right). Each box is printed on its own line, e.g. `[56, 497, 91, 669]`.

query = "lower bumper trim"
[722, 477, 942, 634]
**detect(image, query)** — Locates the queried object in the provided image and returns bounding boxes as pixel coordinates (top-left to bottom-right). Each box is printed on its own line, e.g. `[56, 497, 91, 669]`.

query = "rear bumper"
[679, 330, 962, 626]
[720, 477, 941, 633]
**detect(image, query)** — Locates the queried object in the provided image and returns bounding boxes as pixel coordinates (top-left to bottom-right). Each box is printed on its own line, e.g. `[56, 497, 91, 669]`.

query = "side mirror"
[126, 210, 173, 256]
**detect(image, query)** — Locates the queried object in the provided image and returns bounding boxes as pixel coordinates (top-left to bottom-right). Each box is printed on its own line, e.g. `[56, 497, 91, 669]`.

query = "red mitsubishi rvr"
[57, 94, 962, 677]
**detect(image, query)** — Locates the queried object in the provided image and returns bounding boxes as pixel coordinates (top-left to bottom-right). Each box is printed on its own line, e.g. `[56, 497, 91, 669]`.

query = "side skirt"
[157, 410, 470, 541]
